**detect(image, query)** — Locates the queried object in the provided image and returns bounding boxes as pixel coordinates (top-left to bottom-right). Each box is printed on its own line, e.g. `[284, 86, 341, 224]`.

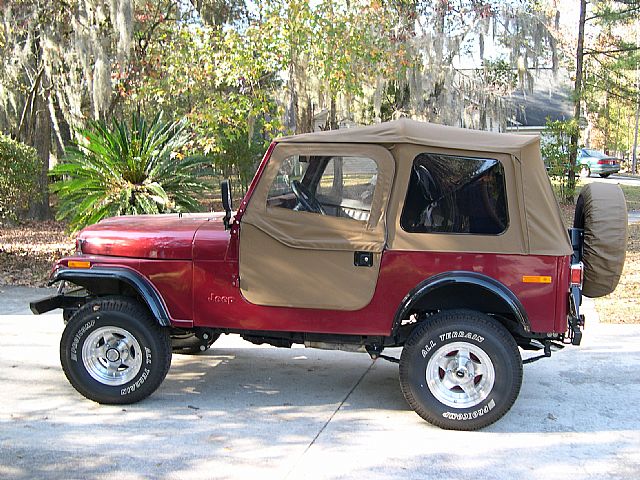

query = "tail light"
[597, 159, 616, 165]
[570, 262, 584, 288]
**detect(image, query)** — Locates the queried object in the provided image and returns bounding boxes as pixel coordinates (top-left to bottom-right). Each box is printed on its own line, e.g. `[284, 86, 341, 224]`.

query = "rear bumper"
[590, 165, 619, 174]
[567, 286, 584, 345]
[567, 228, 584, 345]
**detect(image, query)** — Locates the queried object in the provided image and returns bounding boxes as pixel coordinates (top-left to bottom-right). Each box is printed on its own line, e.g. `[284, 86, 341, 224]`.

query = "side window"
[266, 155, 311, 209]
[267, 155, 378, 222]
[400, 153, 508, 234]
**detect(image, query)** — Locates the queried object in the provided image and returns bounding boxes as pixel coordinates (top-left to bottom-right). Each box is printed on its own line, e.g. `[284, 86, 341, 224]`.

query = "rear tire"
[60, 297, 172, 404]
[599, 173, 611, 178]
[399, 310, 522, 430]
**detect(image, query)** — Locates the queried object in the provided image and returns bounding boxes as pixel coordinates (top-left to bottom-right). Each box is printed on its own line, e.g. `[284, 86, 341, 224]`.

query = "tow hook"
[522, 341, 564, 364]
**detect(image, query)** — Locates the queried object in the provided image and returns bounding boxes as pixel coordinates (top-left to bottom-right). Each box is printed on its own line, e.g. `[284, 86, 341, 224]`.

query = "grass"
[578, 178, 640, 211]
[620, 184, 640, 211]
[551, 176, 640, 211]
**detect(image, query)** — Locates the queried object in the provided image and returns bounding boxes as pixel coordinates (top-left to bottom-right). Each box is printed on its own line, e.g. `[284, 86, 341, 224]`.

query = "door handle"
[354, 251, 373, 267]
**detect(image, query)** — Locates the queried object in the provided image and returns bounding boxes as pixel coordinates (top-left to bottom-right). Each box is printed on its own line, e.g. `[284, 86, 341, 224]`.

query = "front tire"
[60, 297, 172, 404]
[399, 310, 522, 430]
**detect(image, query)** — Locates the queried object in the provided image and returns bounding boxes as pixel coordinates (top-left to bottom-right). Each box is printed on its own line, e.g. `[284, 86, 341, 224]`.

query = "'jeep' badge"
[208, 294, 235, 304]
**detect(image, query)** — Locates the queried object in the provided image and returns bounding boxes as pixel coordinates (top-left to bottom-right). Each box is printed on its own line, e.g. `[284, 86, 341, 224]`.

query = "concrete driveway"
[585, 174, 640, 187]
[1, 287, 639, 480]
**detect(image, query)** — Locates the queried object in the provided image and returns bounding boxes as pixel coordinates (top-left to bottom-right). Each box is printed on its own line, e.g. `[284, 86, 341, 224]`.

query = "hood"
[78, 212, 227, 260]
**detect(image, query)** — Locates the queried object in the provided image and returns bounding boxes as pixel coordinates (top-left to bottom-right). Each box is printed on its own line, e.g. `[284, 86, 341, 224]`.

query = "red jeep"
[31, 119, 627, 430]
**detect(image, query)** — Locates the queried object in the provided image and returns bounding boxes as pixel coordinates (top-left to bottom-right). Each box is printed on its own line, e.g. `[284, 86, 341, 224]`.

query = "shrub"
[0, 134, 40, 222]
[51, 113, 213, 233]
[541, 118, 580, 204]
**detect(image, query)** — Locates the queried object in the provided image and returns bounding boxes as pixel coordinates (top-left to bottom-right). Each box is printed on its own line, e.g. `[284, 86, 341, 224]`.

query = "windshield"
[583, 149, 608, 159]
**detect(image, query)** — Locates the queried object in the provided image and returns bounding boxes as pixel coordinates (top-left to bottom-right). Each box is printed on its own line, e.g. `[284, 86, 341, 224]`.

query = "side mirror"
[221, 179, 233, 230]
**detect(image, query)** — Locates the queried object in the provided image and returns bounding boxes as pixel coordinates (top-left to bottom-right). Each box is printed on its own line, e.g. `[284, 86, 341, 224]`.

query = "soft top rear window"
[400, 153, 508, 235]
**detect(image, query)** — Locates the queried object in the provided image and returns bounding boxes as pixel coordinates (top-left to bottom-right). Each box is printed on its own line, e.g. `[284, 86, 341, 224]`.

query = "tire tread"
[60, 296, 171, 404]
[399, 309, 522, 430]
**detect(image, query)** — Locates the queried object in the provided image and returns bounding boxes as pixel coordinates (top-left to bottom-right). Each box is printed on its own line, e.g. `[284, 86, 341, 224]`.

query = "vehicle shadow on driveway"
[163, 346, 408, 412]
[2, 320, 639, 480]
[161, 335, 640, 435]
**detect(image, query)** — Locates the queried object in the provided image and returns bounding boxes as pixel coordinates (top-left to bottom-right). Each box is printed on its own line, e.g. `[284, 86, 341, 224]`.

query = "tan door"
[240, 143, 395, 311]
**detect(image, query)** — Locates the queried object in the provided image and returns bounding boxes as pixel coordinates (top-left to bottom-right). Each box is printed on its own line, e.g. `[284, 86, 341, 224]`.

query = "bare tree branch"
[584, 46, 640, 55]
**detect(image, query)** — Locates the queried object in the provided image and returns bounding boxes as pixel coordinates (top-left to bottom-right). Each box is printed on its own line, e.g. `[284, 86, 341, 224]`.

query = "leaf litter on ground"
[0, 221, 74, 287]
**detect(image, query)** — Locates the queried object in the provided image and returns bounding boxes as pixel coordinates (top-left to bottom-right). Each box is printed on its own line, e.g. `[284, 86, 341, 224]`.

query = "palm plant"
[52, 113, 212, 232]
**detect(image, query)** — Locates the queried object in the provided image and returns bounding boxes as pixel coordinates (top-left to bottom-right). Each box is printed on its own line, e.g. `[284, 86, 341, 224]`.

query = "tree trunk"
[633, 17, 640, 175]
[633, 99, 639, 174]
[568, 0, 587, 202]
[292, 55, 312, 134]
[52, 95, 72, 157]
[329, 95, 338, 130]
[603, 91, 609, 152]
[29, 87, 52, 220]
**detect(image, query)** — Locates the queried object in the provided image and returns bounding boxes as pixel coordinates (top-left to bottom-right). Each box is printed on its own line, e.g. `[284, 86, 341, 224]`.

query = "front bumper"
[30, 285, 87, 315]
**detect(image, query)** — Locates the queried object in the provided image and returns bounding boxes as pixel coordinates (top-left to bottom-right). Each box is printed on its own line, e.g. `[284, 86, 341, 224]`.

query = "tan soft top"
[277, 118, 537, 155]
[271, 118, 571, 257]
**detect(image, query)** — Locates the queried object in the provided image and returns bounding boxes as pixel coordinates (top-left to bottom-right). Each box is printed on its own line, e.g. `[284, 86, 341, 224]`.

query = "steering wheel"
[291, 180, 326, 215]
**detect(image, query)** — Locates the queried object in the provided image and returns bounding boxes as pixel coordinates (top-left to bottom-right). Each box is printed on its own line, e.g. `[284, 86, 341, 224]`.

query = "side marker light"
[522, 275, 552, 284]
[68, 260, 91, 269]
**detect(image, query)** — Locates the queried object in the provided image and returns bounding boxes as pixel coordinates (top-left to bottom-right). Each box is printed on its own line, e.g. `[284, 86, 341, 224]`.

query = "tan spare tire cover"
[574, 183, 627, 298]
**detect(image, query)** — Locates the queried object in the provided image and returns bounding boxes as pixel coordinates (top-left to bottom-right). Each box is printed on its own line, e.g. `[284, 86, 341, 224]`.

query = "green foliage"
[377, 81, 412, 122]
[482, 60, 518, 93]
[0, 133, 39, 222]
[581, 0, 639, 157]
[127, 18, 281, 188]
[51, 113, 212, 232]
[541, 119, 580, 203]
[1, 0, 569, 216]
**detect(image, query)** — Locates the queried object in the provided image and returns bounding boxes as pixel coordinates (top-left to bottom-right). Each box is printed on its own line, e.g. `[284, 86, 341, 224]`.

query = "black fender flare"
[391, 271, 530, 336]
[51, 267, 172, 326]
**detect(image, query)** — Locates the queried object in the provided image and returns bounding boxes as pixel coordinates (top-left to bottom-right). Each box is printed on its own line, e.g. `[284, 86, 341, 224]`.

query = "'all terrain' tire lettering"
[121, 368, 150, 396]
[421, 340, 436, 358]
[439, 331, 484, 343]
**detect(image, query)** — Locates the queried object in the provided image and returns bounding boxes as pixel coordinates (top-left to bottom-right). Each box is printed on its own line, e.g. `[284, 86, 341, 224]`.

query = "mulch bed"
[0, 221, 74, 287]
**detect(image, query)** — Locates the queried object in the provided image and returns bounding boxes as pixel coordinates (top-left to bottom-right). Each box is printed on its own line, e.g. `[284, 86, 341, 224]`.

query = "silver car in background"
[578, 148, 621, 178]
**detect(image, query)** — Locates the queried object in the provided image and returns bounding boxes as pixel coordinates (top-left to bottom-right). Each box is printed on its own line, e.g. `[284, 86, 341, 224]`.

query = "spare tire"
[574, 183, 627, 298]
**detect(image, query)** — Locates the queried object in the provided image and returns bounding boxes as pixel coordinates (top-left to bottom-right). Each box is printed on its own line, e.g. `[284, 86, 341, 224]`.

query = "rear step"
[522, 340, 565, 364]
